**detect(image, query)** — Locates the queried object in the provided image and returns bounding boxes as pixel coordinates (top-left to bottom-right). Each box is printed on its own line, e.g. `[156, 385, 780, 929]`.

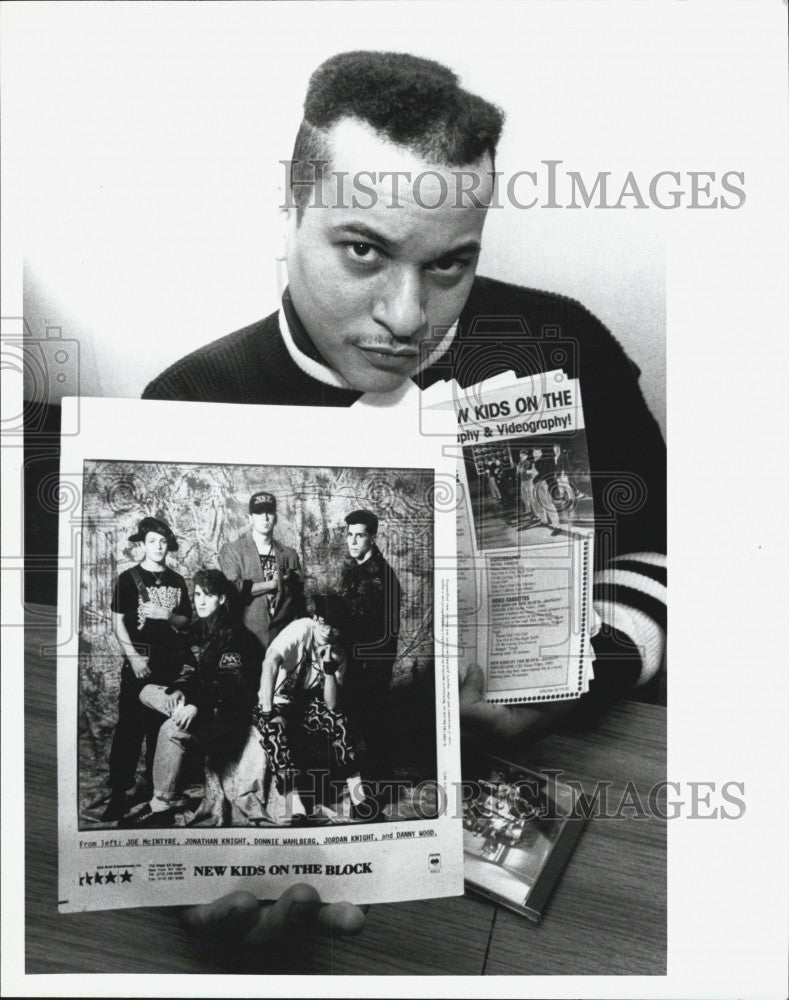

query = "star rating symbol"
[80, 868, 133, 886]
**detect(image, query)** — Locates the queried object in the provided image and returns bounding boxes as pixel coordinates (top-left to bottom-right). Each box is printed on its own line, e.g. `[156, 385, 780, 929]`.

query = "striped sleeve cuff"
[593, 552, 667, 685]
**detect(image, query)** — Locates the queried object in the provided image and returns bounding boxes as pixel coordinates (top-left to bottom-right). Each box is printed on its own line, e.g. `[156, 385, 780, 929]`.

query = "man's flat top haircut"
[290, 50, 504, 210]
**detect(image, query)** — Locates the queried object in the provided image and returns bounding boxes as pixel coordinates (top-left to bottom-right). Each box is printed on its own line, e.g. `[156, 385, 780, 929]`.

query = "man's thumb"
[459, 663, 486, 707]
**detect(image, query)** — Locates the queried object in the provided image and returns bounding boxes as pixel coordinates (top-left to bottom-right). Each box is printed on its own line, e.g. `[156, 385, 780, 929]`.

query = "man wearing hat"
[339, 509, 401, 779]
[102, 516, 192, 822]
[219, 491, 305, 662]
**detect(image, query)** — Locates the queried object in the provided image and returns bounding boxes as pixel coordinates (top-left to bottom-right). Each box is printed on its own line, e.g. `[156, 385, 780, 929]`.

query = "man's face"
[346, 522, 374, 561]
[194, 584, 223, 619]
[143, 531, 168, 564]
[250, 510, 276, 536]
[286, 118, 494, 393]
[313, 615, 339, 648]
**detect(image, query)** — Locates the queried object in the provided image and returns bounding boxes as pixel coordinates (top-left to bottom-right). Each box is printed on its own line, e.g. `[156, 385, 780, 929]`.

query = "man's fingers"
[180, 885, 367, 948]
[175, 710, 194, 730]
[459, 663, 486, 708]
[241, 883, 322, 944]
[313, 901, 367, 937]
[460, 698, 506, 733]
[179, 890, 260, 939]
[457, 664, 525, 738]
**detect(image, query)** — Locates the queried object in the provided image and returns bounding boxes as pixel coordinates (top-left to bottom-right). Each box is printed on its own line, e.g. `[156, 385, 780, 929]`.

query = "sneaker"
[305, 811, 331, 827]
[287, 811, 331, 827]
[350, 797, 382, 823]
[100, 791, 129, 823]
[122, 804, 178, 828]
[125, 785, 153, 809]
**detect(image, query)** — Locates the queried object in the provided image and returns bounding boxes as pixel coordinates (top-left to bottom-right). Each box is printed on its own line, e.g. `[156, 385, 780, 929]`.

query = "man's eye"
[345, 242, 381, 264]
[428, 257, 469, 277]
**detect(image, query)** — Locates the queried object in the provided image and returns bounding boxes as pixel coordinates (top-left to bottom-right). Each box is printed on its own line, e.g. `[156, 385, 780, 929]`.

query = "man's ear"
[275, 195, 293, 263]
[274, 197, 294, 298]
[271, 165, 297, 297]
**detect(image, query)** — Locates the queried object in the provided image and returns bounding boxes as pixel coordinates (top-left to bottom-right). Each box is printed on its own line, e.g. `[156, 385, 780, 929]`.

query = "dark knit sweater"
[144, 275, 666, 691]
[143, 304, 362, 408]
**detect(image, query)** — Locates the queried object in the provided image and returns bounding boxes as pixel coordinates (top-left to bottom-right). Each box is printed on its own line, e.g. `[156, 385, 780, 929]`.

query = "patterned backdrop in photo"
[78, 461, 436, 818]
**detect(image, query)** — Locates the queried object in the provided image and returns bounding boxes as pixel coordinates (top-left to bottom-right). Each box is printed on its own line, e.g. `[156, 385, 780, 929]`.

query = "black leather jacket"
[169, 607, 256, 724]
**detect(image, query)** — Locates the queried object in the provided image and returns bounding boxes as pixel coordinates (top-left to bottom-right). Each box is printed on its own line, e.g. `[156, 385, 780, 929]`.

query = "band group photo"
[78, 460, 438, 831]
[462, 431, 595, 551]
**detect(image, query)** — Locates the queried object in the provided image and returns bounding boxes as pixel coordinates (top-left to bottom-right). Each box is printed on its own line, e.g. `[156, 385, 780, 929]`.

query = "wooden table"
[25, 604, 665, 975]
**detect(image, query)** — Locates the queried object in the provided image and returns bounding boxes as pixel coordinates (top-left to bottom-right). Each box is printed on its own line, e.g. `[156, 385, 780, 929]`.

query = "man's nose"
[372, 270, 426, 341]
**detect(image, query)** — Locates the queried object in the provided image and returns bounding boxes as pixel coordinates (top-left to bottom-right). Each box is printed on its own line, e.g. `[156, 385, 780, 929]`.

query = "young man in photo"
[252, 592, 375, 826]
[339, 509, 401, 780]
[218, 490, 305, 662]
[122, 568, 257, 829]
[103, 516, 192, 822]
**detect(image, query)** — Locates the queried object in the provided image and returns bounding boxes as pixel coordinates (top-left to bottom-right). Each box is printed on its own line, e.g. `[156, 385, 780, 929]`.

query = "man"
[103, 516, 192, 822]
[145, 49, 665, 736]
[123, 568, 257, 829]
[339, 509, 401, 778]
[532, 446, 562, 535]
[219, 491, 305, 663]
[252, 593, 374, 825]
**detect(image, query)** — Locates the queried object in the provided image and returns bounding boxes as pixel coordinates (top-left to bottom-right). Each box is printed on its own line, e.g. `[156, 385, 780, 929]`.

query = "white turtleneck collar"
[277, 303, 459, 392]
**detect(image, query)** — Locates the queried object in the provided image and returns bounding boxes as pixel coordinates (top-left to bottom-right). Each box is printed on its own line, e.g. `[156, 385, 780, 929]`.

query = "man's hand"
[321, 645, 342, 676]
[171, 703, 198, 730]
[129, 654, 151, 680]
[459, 664, 569, 741]
[179, 885, 367, 949]
[139, 600, 170, 621]
[280, 567, 304, 597]
[166, 690, 186, 715]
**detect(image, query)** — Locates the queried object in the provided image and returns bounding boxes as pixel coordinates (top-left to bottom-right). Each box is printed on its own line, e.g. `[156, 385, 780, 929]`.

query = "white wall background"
[15, 1, 665, 432]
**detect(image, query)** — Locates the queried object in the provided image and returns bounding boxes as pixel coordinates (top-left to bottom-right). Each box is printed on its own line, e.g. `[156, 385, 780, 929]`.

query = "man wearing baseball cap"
[219, 490, 305, 661]
[102, 515, 192, 822]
